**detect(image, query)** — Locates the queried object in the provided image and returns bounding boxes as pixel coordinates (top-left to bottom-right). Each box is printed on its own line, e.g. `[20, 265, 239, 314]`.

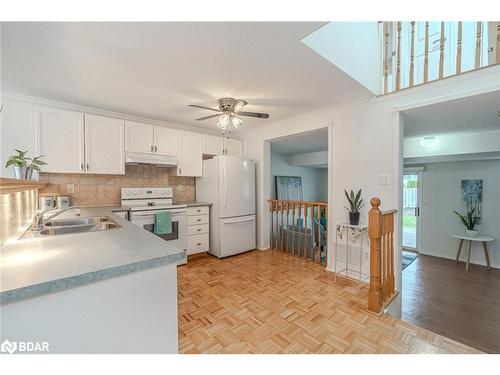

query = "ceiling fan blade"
[237, 111, 269, 119]
[188, 104, 222, 113]
[196, 114, 220, 121]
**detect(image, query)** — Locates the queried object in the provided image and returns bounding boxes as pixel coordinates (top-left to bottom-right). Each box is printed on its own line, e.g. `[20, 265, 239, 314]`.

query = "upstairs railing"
[268, 199, 328, 266]
[382, 21, 500, 94]
[368, 197, 398, 314]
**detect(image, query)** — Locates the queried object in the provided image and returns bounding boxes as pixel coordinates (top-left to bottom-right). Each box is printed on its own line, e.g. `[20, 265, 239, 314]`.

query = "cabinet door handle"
[178, 168, 182, 175]
[154, 145, 158, 152]
[80, 163, 84, 171]
[197, 228, 201, 232]
[86, 163, 89, 171]
[197, 218, 201, 222]
[197, 243, 202, 246]
[151, 145, 154, 152]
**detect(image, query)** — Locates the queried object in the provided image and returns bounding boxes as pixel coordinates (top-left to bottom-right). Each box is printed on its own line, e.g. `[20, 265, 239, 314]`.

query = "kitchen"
[0, 95, 256, 353]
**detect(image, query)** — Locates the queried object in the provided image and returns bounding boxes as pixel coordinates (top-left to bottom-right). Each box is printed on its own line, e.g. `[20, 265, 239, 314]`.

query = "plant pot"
[465, 229, 478, 237]
[349, 212, 360, 226]
[12, 166, 33, 180]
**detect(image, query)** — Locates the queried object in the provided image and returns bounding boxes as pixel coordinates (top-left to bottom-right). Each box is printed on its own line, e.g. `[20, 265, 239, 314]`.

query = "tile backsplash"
[39, 165, 195, 206]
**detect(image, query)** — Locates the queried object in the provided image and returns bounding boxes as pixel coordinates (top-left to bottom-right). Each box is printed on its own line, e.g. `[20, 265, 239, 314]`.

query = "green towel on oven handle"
[154, 210, 172, 235]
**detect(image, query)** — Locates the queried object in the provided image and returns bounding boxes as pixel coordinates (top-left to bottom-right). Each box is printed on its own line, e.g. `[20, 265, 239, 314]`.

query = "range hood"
[125, 152, 177, 167]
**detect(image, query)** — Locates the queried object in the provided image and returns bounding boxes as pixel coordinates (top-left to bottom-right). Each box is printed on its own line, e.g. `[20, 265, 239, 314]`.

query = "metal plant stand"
[334, 223, 369, 285]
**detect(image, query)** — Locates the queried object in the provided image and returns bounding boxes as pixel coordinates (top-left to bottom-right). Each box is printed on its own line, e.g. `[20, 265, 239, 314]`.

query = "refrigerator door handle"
[223, 162, 227, 208]
[222, 216, 255, 224]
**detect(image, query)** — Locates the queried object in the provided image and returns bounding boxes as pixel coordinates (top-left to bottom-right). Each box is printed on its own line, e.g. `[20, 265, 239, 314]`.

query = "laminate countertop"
[0, 206, 185, 305]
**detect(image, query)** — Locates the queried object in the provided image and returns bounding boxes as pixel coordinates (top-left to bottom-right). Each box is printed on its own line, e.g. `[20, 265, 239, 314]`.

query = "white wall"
[419, 160, 500, 268]
[243, 64, 500, 316]
[271, 151, 328, 202]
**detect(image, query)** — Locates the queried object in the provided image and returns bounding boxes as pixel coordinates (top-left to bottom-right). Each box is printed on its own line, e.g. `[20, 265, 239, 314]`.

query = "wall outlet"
[176, 183, 185, 192]
[67, 184, 75, 193]
[378, 174, 390, 185]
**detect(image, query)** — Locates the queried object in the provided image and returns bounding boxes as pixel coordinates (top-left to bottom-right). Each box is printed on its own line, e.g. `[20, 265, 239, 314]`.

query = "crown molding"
[0, 92, 239, 138]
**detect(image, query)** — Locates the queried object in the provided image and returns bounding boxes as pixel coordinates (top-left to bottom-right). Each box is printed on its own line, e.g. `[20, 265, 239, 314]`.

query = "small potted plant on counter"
[344, 189, 364, 225]
[5, 149, 47, 180]
[453, 204, 480, 237]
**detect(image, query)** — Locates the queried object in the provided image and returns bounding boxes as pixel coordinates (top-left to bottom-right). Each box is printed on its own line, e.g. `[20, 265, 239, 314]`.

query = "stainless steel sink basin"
[44, 216, 113, 227]
[39, 222, 120, 236]
[20, 216, 120, 239]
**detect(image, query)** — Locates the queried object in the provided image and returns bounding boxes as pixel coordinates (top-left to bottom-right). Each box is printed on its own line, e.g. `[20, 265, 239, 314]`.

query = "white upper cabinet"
[37, 106, 85, 173]
[154, 126, 178, 156]
[177, 131, 202, 177]
[223, 138, 243, 157]
[84, 114, 125, 174]
[125, 121, 154, 153]
[37, 107, 125, 175]
[125, 121, 178, 156]
[202, 134, 223, 156]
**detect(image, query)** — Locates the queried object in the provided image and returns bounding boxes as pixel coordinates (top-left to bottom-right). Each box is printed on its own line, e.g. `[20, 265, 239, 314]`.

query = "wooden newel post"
[368, 197, 383, 313]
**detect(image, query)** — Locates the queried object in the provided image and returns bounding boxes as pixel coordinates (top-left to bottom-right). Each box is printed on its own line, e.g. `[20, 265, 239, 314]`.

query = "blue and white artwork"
[275, 176, 303, 201]
[461, 179, 482, 218]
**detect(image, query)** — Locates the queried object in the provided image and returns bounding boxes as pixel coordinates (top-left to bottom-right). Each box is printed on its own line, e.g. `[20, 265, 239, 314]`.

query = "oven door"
[131, 209, 187, 262]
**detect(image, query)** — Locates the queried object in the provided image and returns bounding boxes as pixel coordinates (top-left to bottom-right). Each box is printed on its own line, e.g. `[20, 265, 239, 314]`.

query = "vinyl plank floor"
[402, 254, 500, 353]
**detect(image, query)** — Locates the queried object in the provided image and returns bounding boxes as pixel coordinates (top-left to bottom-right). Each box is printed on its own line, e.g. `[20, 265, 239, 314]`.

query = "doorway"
[402, 171, 422, 252]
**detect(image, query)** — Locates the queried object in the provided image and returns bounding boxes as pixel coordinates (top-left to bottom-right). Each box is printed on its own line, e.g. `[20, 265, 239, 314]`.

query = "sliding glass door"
[402, 172, 421, 251]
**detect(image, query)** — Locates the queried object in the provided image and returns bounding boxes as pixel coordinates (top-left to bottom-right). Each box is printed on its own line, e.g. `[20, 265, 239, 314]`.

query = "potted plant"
[5, 149, 47, 180]
[453, 205, 480, 237]
[344, 189, 364, 225]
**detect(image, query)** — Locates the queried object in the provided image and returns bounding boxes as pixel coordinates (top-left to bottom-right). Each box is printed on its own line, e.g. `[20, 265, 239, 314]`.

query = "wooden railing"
[268, 199, 328, 266]
[368, 197, 398, 314]
[382, 21, 500, 94]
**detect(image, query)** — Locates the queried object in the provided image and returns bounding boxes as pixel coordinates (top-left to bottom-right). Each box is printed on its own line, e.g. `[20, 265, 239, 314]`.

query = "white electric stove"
[121, 187, 187, 264]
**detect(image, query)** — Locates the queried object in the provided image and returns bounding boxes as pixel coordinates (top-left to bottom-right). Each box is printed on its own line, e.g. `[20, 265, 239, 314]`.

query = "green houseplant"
[453, 205, 480, 237]
[344, 189, 364, 225]
[5, 149, 47, 180]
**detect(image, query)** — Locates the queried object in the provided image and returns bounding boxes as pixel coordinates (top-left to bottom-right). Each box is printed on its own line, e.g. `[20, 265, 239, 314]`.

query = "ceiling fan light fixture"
[231, 115, 243, 128]
[233, 99, 246, 112]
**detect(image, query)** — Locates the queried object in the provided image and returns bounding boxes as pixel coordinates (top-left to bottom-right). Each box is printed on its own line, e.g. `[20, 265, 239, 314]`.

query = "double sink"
[21, 216, 120, 239]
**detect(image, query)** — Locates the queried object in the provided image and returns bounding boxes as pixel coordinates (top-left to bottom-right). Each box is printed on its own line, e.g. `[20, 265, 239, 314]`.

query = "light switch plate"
[378, 174, 390, 185]
[67, 184, 75, 193]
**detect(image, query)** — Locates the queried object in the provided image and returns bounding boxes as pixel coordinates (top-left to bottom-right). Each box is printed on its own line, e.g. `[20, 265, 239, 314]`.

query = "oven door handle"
[132, 210, 186, 217]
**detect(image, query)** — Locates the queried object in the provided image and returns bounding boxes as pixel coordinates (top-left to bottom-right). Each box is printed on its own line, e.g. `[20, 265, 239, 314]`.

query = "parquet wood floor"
[178, 250, 481, 354]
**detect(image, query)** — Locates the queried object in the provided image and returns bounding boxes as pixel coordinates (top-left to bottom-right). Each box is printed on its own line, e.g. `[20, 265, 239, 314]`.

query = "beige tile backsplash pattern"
[38, 165, 196, 206]
[0, 189, 38, 245]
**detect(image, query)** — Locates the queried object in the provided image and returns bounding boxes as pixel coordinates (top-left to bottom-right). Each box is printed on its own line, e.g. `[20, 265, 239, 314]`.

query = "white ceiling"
[1, 22, 371, 131]
[271, 128, 328, 154]
[403, 90, 500, 137]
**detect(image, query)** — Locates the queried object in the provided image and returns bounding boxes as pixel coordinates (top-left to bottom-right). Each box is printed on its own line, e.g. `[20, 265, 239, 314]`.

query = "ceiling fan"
[188, 97, 269, 133]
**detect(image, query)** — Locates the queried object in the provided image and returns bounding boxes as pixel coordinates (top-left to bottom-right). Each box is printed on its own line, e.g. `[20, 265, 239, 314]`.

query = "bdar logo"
[0, 339, 17, 354]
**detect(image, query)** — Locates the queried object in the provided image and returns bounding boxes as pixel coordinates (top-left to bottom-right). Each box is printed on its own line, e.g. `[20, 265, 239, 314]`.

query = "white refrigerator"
[196, 156, 256, 258]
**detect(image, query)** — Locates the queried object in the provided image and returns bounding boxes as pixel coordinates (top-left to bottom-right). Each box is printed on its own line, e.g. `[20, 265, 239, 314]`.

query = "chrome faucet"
[31, 206, 81, 231]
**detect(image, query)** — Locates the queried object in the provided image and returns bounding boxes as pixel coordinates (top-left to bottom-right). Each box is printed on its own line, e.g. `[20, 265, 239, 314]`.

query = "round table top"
[452, 234, 495, 242]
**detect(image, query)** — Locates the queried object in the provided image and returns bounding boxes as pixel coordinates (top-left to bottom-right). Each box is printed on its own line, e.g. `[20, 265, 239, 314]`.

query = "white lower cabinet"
[186, 206, 210, 256]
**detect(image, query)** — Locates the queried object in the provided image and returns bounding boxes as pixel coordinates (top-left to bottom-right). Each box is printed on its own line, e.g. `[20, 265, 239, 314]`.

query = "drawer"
[187, 206, 209, 216]
[187, 224, 209, 236]
[188, 215, 209, 226]
[187, 233, 209, 254]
